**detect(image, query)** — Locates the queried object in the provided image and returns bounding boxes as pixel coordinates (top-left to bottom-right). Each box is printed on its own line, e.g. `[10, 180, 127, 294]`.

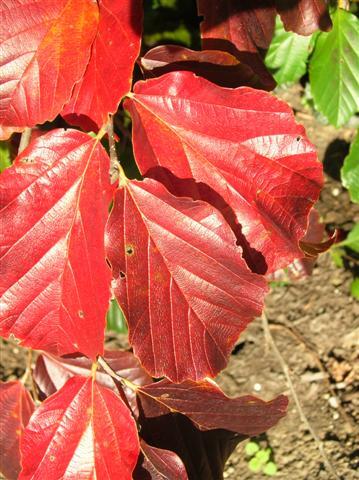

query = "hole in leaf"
[119, 271, 126, 279]
[78, 310, 85, 318]
[296, 136, 301, 142]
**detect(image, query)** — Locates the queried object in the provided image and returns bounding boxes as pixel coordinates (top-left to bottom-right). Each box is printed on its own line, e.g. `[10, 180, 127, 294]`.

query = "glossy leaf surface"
[137, 379, 288, 436]
[0, 381, 35, 479]
[0, 0, 99, 139]
[134, 440, 188, 480]
[309, 9, 359, 127]
[62, 0, 143, 130]
[342, 132, 359, 204]
[106, 178, 267, 382]
[141, 45, 273, 90]
[0, 129, 114, 359]
[20, 376, 139, 480]
[125, 72, 322, 274]
[265, 16, 312, 85]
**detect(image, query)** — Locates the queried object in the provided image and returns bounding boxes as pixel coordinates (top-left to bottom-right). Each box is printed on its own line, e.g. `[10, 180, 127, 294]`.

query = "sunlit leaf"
[0, 129, 114, 359]
[106, 177, 267, 382]
[20, 376, 139, 479]
[0, 0, 99, 139]
[342, 132, 359, 203]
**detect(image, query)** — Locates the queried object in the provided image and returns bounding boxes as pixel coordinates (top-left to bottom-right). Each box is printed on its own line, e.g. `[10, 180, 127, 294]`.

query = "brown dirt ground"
[0, 85, 358, 480]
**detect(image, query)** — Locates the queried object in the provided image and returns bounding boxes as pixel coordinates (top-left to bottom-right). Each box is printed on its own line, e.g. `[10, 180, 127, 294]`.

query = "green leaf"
[245, 441, 260, 456]
[265, 16, 312, 85]
[106, 299, 128, 333]
[255, 448, 271, 465]
[249, 457, 263, 473]
[330, 247, 345, 268]
[0, 141, 11, 172]
[338, 223, 359, 253]
[263, 461, 278, 476]
[350, 278, 359, 300]
[341, 132, 359, 203]
[309, 9, 359, 127]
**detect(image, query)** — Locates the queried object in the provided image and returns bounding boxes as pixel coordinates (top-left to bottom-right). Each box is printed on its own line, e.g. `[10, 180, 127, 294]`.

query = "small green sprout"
[245, 440, 278, 476]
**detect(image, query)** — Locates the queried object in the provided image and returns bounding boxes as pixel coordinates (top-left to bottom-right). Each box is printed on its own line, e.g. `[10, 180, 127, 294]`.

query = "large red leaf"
[125, 72, 322, 274]
[0, 381, 35, 479]
[137, 379, 288, 437]
[20, 376, 139, 479]
[62, 0, 143, 131]
[106, 177, 267, 382]
[0, 129, 114, 359]
[34, 350, 152, 414]
[0, 0, 99, 140]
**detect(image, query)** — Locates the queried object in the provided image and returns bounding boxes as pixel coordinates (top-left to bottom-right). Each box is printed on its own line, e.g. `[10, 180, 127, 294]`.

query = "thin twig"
[262, 312, 341, 480]
[18, 127, 32, 153]
[20, 349, 39, 403]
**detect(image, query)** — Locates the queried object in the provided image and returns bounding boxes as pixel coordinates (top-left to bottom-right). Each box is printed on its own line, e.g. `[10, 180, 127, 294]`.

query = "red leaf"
[34, 350, 152, 414]
[125, 72, 323, 274]
[0, 381, 35, 479]
[197, 0, 275, 53]
[134, 440, 188, 480]
[0, 129, 114, 359]
[106, 177, 267, 382]
[0, 0, 99, 140]
[20, 376, 139, 479]
[141, 45, 273, 91]
[62, 0, 143, 130]
[137, 379, 287, 437]
[276, 0, 332, 36]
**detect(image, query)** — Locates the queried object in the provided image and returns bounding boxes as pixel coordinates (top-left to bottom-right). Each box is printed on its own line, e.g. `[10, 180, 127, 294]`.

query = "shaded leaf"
[309, 9, 359, 127]
[134, 439, 188, 480]
[107, 298, 128, 334]
[196, 0, 276, 90]
[34, 350, 151, 414]
[0, 129, 114, 359]
[0, 141, 11, 172]
[0, 381, 35, 479]
[62, 0, 143, 130]
[125, 71, 322, 274]
[350, 277, 359, 300]
[141, 45, 273, 90]
[106, 177, 267, 382]
[276, 0, 331, 35]
[137, 378, 288, 436]
[20, 376, 139, 480]
[265, 16, 312, 85]
[0, 0, 99, 139]
[341, 132, 359, 204]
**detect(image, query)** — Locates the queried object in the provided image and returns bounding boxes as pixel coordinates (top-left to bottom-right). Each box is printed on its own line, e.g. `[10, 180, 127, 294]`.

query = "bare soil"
[0, 85, 358, 480]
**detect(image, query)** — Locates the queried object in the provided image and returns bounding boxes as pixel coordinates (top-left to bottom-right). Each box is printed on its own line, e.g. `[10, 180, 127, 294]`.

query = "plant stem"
[97, 355, 138, 391]
[107, 116, 121, 184]
[18, 128, 32, 153]
[262, 312, 341, 480]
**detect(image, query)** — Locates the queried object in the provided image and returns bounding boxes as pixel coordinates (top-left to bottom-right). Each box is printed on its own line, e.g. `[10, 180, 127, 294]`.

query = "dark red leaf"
[62, 0, 143, 130]
[125, 72, 322, 274]
[141, 45, 273, 90]
[34, 350, 152, 413]
[106, 177, 267, 382]
[276, 0, 332, 35]
[137, 378, 287, 437]
[138, 411, 246, 480]
[0, 129, 114, 359]
[0, 0, 99, 139]
[20, 376, 139, 479]
[134, 439, 188, 480]
[0, 381, 35, 479]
